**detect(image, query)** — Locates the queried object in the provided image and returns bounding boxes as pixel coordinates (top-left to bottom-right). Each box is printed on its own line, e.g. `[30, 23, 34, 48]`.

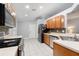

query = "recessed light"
[25, 5, 30, 9]
[25, 14, 28, 16]
[39, 6, 43, 9]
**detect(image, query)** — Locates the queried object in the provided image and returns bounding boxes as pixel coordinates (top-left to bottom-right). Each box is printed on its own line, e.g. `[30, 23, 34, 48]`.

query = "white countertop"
[0, 46, 18, 56]
[0, 35, 22, 39]
[44, 32, 75, 37]
[53, 40, 79, 53]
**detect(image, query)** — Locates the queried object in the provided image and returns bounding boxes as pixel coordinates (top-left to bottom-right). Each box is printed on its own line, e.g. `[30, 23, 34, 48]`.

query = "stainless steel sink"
[60, 36, 79, 41]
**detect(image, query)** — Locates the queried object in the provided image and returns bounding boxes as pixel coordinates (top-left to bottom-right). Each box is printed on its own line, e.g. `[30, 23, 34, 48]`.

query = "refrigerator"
[38, 24, 47, 43]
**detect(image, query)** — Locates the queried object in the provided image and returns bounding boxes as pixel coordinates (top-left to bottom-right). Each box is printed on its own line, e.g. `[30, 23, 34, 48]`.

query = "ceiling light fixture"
[25, 5, 30, 9]
[39, 6, 43, 9]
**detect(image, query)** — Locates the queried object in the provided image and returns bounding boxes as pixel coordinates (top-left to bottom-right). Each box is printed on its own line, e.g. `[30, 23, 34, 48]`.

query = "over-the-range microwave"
[0, 3, 15, 28]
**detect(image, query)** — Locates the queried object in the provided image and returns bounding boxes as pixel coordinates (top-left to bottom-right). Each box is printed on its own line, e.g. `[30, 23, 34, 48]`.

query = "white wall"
[17, 21, 29, 39]
[17, 17, 45, 39]
[28, 22, 37, 39]
[17, 20, 37, 39]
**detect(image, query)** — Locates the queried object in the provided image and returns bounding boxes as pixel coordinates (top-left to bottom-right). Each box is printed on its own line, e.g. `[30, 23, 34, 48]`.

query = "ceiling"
[13, 3, 73, 22]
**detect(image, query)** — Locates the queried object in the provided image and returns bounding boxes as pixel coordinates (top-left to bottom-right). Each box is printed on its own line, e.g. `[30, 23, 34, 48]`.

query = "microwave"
[0, 3, 15, 27]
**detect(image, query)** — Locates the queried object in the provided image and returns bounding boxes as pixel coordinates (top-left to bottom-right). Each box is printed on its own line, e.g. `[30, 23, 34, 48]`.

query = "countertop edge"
[53, 40, 79, 53]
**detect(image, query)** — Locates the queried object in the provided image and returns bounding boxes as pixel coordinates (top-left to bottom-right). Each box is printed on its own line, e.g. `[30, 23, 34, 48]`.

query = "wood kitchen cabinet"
[55, 16, 61, 28]
[46, 18, 55, 29]
[51, 18, 56, 29]
[53, 42, 65, 56]
[44, 34, 50, 46]
[46, 15, 64, 29]
[46, 20, 51, 29]
[60, 15, 64, 28]
[53, 42, 79, 56]
[43, 33, 54, 48]
[55, 15, 64, 29]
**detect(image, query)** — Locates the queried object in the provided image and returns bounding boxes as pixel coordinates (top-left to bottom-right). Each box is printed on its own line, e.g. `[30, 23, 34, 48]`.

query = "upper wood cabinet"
[51, 18, 56, 29]
[46, 18, 56, 29]
[46, 20, 51, 29]
[55, 16, 61, 28]
[60, 15, 64, 28]
[46, 15, 64, 29]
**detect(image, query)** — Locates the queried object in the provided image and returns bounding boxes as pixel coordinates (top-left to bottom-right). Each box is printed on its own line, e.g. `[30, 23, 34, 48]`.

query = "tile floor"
[24, 38, 53, 56]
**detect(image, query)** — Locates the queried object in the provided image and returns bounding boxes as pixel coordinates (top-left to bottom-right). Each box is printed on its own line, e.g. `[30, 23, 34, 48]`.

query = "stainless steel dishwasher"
[49, 35, 60, 48]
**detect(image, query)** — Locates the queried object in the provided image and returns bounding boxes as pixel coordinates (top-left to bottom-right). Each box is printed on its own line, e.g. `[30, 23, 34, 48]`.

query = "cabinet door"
[60, 16, 64, 28]
[44, 34, 50, 45]
[46, 19, 55, 29]
[46, 15, 64, 29]
[46, 20, 51, 29]
[55, 16, 61, 29]
[53, 42, 64, 56]
[51, 18, 55, 29]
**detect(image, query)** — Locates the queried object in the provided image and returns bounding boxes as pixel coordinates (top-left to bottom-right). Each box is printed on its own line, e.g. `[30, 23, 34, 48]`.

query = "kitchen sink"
[0, 38, 21, 48]
[60, 36, 79, 41]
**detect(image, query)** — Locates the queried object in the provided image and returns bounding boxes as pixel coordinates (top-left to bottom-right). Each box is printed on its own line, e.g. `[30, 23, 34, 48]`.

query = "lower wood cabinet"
[43, 34, 54, 49]
[53, 42, 65, 56]
[53, 42, 79, 56]
[44, 34, 50, 46]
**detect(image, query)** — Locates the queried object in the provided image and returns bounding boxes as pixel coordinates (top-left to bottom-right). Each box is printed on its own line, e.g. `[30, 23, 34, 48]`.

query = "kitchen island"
[53, 40, 79, 56]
